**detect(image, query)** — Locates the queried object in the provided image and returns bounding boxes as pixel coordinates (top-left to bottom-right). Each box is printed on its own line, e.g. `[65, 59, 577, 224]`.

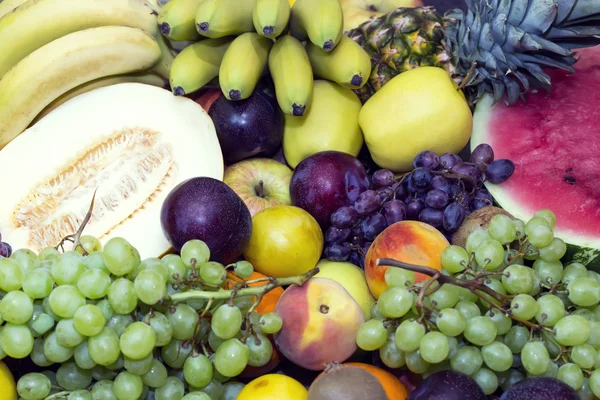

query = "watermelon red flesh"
[471, 46, 600, 249]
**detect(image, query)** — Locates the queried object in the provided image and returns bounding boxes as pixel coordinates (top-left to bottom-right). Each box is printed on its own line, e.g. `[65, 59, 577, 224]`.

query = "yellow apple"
[340, 0, 423, 31]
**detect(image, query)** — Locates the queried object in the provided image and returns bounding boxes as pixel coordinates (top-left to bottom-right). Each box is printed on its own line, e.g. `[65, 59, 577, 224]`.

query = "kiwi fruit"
[307, 364, 389, 400]
[451, 206, 513, 248]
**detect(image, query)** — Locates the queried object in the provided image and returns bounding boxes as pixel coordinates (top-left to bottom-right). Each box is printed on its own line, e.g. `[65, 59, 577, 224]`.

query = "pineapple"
[346, 0, 600, 105]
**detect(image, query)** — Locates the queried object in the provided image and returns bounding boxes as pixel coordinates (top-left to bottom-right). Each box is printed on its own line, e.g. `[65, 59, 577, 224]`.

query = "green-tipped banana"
[289, 0, 343, 52]
[157, 0, 204, 42]
[0, 0, 29, 19]
[252, 0, 290, 39]
[0, 0, 160, 79]
[219, 33, 273, 100]
[0, 26, 162, 149]
[306, 36, 371, 89]
[169, 37, 233, 96]
[268, 35, 313, 116]
[195, 0, 256, 38]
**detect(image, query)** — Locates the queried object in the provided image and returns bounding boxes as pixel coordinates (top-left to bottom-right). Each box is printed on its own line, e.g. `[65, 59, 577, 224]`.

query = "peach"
[365, 221, 449, 299]
[274, 277, 365, 371]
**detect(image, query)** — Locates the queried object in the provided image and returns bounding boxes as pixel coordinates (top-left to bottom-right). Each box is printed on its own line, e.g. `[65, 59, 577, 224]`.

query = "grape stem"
[44, 392, 71, 400]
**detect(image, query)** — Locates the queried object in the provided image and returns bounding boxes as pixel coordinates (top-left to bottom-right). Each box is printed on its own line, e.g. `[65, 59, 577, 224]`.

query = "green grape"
[74, 304, 106, 337]
[199, 261, 227, 286]
[183, 353, 213, 388]
[88, 327, 121, 366]
[510, 218, 525, 240]
[485, 310, 512, 335]
[39, 247, 60, 261]
[74, 341, 96, 370]
[456, 286, 479, 302]
[419, 331, 449, 364]
[231, 295, 254, 315]
[31, 338, 53, 367]
[51, 251, 86, 285]
[67, 390, 92, 400]
[124, 352, 153, 375]
[91, 380, 117, 400]
[134, 269, 167, 306]
[481, 341, 512, 372]
[77, 269, 111, 300]
[464, 316, 497, 346]
[161, 339, 192, 368]
[502, 264, 534, 294]
[478, 278, 506, 308]
[590, 370, 600, 399]
[538, 238, 567, 262]
[446, 336, 459, 359]
[0, 290, 33, 324]
[181, 240, 211, 267]
[246, 333, 273, 368]
[161, 254, 187, 283]
[454, 300, 481, 319]
[579, 379, 596, 400]
[221, 382, 245, 400]
[557, 363, 584, 391]
[466, 230, 492, 254]
[11, 249, 41, 275]
[534, 294, 565, 327]
[525, 216, 554, 248]
[472, 367, 498, 395]
[131, 258, 170, 282]
[259, 312, 283, 335]
[562, 263, 588, 284]
[142, 359, 168, 388]
[78, 235, 103, 254]
[214, 338, 250, 377]
[587, 321, 600, 349]
[436, 308, 466, 337]
[41, 296, 60, 321]
[555, 315, 591, 346]
[0, 258, 24, 291]
[533, 259, 563, 285]
[28, 305, 52, 337]
[107, 278, 138, 314]
[113, 371, 143, 400]
[356, 319, 388, 351]
[182, 393, 211, 400]
[1, 323, 33, 359]
[383, 267, 415, 288]
[533, 209, 556, 229]
[488, 214, 517, 244]
[395, 319, 425, 352]
[56, 362, 92, 390]
[571, 344, 597, 369]
[84, 251, 108, 272]
[441, 245, 469, 273]
[43, 331, 73, 362]
[119, 322, 156, 360]
[504, 326, 529, 353]
[522, 242, 539, 261]
[107, 314, 135, 337]
[56, 318, 85, 348]
[377, 287, 413, 319]
[428, 284, 459, 309]
[91, 367, 117, 381]
[510, 294, 538, 320]
[232, 260, 253, 279]
[146, 311, 173, 346]
[568, 277, 600, 307]
[521, 341, 550, 375]
[528, 272, 542, 297]
[211, 304, 243, 340]
[22, 269, 53, 300]
[474, 239, 505, 270]
[103, 238, 141, 276]
[195, 379, 223, 399]
[380, 335, 405, 368]
[404, 350, 430, 374]
[49, 285, 86, 318]
[17, 372, 51, 400]
[168, 304, 200, 340]
[450, 346, 483, 375]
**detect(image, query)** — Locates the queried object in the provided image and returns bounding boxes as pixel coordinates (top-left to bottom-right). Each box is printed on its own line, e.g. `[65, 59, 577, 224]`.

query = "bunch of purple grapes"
[323, 144, 515, 267]
[0, 232, 12, 258]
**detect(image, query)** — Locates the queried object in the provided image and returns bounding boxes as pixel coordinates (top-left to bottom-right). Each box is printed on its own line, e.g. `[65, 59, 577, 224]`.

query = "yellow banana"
[157, 0, 204, 42]
[0, 26, 162, 149]
[195, 0, 256, 38]
[169, 37, 234, 96]
[219, 32, 273, 100]
[152, 33, 177, 79]
[306, 35, 371, 89]
[0, 0, 29, 19]
[252, 0, 290, 39]
[289, 0, 343, 52]
[268, 35, 313, 116]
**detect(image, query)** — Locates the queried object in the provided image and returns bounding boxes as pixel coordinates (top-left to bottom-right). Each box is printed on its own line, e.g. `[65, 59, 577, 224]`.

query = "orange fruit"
[237, 374, 308, 400]
[226, 271, 284, 315]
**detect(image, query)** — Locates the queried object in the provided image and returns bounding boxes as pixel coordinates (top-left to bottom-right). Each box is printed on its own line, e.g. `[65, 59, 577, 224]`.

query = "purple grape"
[431, 175, 449, 192]
[418, 208, 444, 230]
[485, 159, 515, 184]
[452, 162, 483, 184]
[406, 198, 425, 219]
[443, 202, 466, 232]
[372, 169, 396, 188]
[447, 184, 461, 199]
[410, 167, 433, 189]
[471, 188, 494, 210]
[471, 199, 489, 211]
[456, 191, 472, 208]
[413, 150, 440, 170]
[425, 189, 449, 209]
[354, 190, 381, 215]
[377, 187, 394, 202]
[330, 206, 359, 229]
[439, 153, 462, 169]
[350, 225, 363, 241]
[361, 213, 387, 240]
[348, 251, 363, 267]
[382, 200, 407, 226]
[324, 243, 351, 261]
[325, 226, 351, 244]
[395, 185, 409, 200]
[361, 241, 372, 255]
[470, 143, 494, 169]
[0, 242, 12, 258]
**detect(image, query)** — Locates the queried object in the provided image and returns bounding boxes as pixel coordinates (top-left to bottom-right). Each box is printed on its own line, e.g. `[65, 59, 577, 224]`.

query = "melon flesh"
[472, 46, 600, 251]
[0, 83, 224, 259]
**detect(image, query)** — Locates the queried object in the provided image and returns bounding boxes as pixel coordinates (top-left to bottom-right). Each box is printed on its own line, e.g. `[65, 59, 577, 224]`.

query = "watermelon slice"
[471, 46, 600, 270]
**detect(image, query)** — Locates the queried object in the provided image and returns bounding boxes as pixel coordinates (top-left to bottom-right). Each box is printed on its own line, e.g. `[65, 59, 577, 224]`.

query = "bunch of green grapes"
[0, 237, 284, 400]
[356, 209, 600, 399]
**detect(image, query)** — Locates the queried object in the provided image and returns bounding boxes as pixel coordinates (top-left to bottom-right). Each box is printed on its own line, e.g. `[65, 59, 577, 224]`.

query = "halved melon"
[0, 83, 224, 259]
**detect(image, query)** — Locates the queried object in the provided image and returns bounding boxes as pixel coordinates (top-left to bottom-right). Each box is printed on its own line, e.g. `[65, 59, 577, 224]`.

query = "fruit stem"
[44, 391, 71, 399]
[255, 180, 265, 198]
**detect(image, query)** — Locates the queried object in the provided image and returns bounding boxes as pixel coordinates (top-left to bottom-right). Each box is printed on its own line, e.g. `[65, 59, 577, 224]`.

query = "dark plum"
[330, 206, 359, 229]
[372, 169, 396, 188]
[209, 90, 283, 164]
[413, 150, 440, 170]
[440, 153, 462, 169]
[471, 143, 494, 169]
[485, 159, 515, 184]
[290, 151, 370, 229]
[499, 377, 577, 400]
[160, 177, 252, 264]
[382, 200, 406, 226]
[408, 370, 486, 400]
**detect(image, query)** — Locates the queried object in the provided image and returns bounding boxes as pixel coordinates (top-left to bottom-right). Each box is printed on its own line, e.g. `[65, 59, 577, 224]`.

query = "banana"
[169, 37, 234, 96]
[219, 33, 273, 101]
[33, 72, 167, 124]
[306, 35, 371, 89]
[252, 0, 290, 39]
[152, 31, 177, 79]
[195, 0, 257, 38]
[157, 0, 204, 42]
[0, 0, 29, 19]
[268, 35, 313, 116]
[0, 26, 162, 149]
[289, 0, 343, 52]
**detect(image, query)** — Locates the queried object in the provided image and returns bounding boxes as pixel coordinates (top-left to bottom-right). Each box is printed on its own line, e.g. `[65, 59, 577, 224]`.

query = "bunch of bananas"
[164, 0, 371, 116]
[0, 0, 177, 150]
